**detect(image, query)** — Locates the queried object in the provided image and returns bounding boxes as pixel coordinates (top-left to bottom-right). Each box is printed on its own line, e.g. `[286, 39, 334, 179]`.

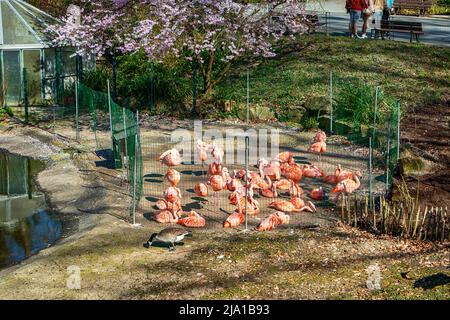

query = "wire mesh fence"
[12, 64, 401, 230]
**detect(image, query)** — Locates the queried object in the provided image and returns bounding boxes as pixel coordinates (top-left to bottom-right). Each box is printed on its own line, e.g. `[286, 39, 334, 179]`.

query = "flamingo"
[235, 185, 260, 216]
[208, 162, 222, 176]
[165, 186, 182, 202]
[323, 174, 339, 185]
[309, 141, 327, 162]
[273, 179, 303, 197]
[194, 182, 208, 197]
[211, 144, 224, 163]
[156, 198, 170, 210]
[227, 177, 242, 192]
[322, 165, 343, 184]
[177, 211, 206, 228]
[159, 148, 181, 167]
[196, 140, 211, 176]
[269, 197, 316, 213]
[258, 158, 281, 181]
[273, 151, 294, 164]
[253, 176, 271, 190]
[256, 211, 290, 231]
[221, 167, 232, 187]
[280, 162, 303, 183]
[302, 164, 324, 178]
[155, 209, 179, 224]
[260, 186, 278, 198]
[309, 187, 324, 201]
[234, 169, 252, 180]
[223, 211, 245, 228]
[196, 140, 211, 163]
[314, 130, 327, 143]
[208, 175, 226, 192]
[164, 169, 180, 187]
[331, 172, 361, 194]
[336, 166, 358, 182]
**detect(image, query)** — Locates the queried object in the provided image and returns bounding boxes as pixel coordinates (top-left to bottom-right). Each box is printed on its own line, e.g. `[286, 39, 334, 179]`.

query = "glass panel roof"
[0, 0, 59, 46]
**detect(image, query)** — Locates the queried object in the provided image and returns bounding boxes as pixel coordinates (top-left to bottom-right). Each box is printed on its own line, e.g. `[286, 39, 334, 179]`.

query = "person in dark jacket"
[346, 0, 369, 38]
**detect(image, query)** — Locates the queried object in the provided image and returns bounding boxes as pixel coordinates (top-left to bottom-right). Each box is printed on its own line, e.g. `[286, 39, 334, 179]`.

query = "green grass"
[215, 35, 450, 123]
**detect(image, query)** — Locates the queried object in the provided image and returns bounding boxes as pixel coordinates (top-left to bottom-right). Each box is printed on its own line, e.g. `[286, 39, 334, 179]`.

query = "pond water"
[0, 152, 62, 269]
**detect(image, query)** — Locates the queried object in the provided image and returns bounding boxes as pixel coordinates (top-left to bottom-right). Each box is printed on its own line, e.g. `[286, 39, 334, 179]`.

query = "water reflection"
[0, 152, 62, 269]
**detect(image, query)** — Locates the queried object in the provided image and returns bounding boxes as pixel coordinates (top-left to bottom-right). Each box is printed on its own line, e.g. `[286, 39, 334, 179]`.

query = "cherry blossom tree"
[49, 0, 307, 95]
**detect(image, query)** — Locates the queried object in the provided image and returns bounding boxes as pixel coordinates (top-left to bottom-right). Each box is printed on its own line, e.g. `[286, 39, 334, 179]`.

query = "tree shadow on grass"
[413, 273, 450, 290]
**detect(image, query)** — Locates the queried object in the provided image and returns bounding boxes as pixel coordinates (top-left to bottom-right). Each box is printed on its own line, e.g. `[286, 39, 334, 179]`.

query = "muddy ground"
[398, 96, 450, 208]
[0, 119, 448, 299]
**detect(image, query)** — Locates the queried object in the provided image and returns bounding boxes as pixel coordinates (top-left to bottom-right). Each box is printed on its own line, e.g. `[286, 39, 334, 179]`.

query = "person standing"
[346, 0, 369, 38]
[361, 0, 375, 39]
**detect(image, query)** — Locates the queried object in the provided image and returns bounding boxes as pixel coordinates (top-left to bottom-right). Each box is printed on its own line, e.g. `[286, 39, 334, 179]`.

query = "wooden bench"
[374, 20, 424, 42]
[393, 0, 433, 15]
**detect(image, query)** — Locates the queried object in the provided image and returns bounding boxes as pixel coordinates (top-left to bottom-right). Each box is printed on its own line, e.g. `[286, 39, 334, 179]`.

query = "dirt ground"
[0, 119, 448, 300]
[398, 96, 450, 208]
[136, 116, 387, 230]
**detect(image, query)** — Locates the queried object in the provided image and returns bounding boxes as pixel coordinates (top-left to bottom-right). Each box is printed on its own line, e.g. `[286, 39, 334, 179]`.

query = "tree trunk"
[197, 51, 232, 98]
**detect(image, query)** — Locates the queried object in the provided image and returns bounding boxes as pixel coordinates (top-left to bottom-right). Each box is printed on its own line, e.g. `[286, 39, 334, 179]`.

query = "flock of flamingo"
[154, 130, 362, 231]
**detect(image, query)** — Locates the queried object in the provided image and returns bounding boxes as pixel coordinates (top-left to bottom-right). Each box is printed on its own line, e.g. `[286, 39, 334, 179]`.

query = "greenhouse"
[0, 0, 92, 107]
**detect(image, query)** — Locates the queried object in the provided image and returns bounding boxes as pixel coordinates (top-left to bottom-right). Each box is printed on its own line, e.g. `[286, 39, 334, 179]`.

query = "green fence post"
[372, 86, 379, 144]
[22, 68, 29, 125]
[122, 106, 128, 169]
[244, 136, 249, 230]
[246, 69, 250, 124]
[150, 61, 155, 112]
[107, 79, 115, 162]
[396, 100, 400, 162]
[132, 110, 139, 226]
[192, 61, 197, 117]
[369, 137, 373, 209]
[329, 70, 333, 135]
[75, 80, 79, 141]
[386, 117, 391, 191]
[55, 47, 62, 106]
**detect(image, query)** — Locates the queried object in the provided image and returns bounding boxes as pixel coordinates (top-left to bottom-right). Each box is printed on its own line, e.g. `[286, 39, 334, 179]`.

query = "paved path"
[306, 0, 450, 47]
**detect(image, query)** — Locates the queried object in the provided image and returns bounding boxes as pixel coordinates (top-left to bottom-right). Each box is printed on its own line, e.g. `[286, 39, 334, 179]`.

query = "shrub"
[0, 106, 13, 119]
[333, 80, 393, 129]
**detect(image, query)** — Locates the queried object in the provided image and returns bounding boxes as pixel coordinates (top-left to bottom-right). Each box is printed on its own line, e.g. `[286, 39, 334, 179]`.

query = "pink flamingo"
[159, 148, 181, 167]
[314, 130, 327, 143]
[165, 169, 180, 187]
[309, 187, 324, 201]
[165, 186, 182, 202]
[258, 158, 281, 181]
[331, 172, 361, 195]
[211, 144, 224, 163]
[194, 182, 208, 197]
[302, 164, 324, 178]
[177, 211, 206, 228]
[257, 211, 290, 231]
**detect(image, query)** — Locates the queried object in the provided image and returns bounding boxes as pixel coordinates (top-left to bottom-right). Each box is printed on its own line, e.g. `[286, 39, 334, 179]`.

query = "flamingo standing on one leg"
[196, 140, 211, 177]
[309, 140, 327, 163]
[211, 144, 224, 163]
